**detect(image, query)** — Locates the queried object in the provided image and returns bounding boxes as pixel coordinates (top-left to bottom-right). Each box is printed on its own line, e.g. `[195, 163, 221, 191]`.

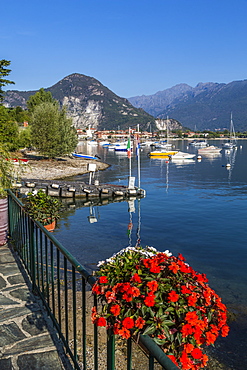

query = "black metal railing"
[7, 190, 179, 370]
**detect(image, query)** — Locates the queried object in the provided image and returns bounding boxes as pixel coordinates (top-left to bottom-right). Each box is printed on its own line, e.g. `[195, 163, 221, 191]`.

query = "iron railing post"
[107, 329, 115, 370]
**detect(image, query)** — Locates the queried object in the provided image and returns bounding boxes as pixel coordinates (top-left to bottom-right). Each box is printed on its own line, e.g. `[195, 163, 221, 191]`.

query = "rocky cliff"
[3, 74, 155, 131]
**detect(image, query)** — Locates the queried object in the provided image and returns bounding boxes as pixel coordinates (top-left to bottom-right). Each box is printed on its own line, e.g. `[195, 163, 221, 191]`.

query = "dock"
[15, 179, 146, 199]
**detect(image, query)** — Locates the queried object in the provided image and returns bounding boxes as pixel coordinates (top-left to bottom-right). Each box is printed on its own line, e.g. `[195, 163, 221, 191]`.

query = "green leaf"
[141, 305, 147, 317]
[165, 306, 175, 312]
[162, 320, 174, 326]
[143, 325, 156, 336]
[152, 337, 167, 346]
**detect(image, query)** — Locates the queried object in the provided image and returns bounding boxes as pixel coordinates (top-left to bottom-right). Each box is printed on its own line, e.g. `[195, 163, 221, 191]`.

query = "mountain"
[128, 80, 247, 132]
[3, 73, 156, 131]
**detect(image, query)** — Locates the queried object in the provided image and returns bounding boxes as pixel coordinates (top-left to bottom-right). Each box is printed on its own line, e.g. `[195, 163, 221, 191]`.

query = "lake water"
[53, 139, 247, 369]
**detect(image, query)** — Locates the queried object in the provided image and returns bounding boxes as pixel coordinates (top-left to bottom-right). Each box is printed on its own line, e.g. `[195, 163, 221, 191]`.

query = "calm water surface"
[54, 139, 247, 369]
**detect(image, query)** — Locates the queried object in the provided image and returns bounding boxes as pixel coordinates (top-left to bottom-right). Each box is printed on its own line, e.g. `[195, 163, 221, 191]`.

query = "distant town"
[76, 126, 247, 141]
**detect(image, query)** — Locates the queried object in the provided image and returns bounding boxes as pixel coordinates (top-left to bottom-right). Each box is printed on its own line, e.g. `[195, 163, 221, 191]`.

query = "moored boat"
[189, 140, 207, 147]
[197, 145, 222, 154]
[149, 149, 178, 157]
[72, 153, 99, 160]
[169, 151, 196, 160]
[222, 113, 237, 149]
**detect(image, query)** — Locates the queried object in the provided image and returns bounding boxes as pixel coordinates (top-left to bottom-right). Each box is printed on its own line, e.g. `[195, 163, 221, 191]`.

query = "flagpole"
[128, 127, 132, 179]
[137, 124, 141, 189]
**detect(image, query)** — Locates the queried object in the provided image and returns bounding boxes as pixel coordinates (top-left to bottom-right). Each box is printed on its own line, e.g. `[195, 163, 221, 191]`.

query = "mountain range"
[3, 73, 156, 131]
[128, 80, 247, 132]
[3, 74, 247, 132]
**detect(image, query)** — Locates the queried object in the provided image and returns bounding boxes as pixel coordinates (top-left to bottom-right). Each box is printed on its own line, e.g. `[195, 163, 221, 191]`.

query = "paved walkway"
[0, 243, 71, 370]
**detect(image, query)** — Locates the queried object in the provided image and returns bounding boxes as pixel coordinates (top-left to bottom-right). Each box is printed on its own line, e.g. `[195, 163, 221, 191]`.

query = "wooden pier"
[15, 179, 146, 199]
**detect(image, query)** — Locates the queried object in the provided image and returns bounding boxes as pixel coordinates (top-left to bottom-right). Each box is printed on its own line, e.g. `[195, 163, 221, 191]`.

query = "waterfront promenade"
[0, 243, 71, 370]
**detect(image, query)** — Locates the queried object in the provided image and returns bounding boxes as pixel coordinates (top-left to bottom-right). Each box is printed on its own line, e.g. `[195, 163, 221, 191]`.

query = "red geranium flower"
[187, 293, 197, 307]
[122, 317, 134, 329]
[144, 293, 156, 307]
[119, 327, 131, 339]
[168, 290, 179, 303]
[191, 347, 203, 359]
[147, 280, 158, 292]
[183, 343, 194, 353]
[221, 325, 230, 337]
[150, 263, 161, 273]
[168, 261, 179, 274]
[92, 283, 101, 295]
[99, 276, 108, 284]
[181, 285, 192, 294]
[180, 351, 193, 370]
[110, 304, 121, 316]
[135, 317, 145, 329]
[181, 323, 194, 337]
[206, 331, 217, 345]
[185, 311, 199, 325]
[113, 322, 120, 335]
[105, 290, 116, 303]
[96, 317, 106, 327]
[131, 273, 142, 283]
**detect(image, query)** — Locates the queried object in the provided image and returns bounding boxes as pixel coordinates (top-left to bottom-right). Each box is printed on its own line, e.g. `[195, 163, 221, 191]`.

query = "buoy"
[226, 163, 231, 168]
[197, 155, 202, 160]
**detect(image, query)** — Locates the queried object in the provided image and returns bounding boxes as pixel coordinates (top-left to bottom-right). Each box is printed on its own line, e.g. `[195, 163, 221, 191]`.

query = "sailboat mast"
[166, 116, 169, 145]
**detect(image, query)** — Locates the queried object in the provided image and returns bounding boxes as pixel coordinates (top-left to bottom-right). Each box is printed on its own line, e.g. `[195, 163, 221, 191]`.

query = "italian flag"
[127, 138, 131, 158]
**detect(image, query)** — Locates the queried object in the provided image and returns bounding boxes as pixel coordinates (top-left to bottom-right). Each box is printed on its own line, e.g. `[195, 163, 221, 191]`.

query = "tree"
[18, 126, 32, 148]
[27, 88, 56, 113]
[0, 106, 19, 150]
[0, 60, 15, 102]
[31, 102, 78, 158]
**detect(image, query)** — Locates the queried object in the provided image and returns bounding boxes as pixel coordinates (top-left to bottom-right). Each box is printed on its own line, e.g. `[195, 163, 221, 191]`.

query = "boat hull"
[170, 151, 196, 159]
[72, 153, 98, 160]
[149, 150, 178, 157]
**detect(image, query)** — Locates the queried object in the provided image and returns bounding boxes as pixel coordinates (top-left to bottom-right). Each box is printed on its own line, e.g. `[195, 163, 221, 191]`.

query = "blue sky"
[2, 0, 247, 98]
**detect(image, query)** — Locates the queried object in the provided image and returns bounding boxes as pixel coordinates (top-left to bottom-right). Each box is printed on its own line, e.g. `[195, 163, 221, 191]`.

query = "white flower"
[164, 250, 172, 257]
[97, 260, 105, 267]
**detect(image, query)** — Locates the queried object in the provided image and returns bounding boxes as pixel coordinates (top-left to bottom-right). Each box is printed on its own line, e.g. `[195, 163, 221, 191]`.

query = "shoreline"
[18, 155, 110, 181]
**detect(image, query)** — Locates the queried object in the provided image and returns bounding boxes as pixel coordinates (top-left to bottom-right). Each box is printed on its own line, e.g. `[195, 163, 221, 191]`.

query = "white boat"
[72, 153, 99, 160]
[108, 141, 128, 150]
[140, 140, 154, 147]
[149, 149, 179, 157]
[222, 113, 237, 149]
[114, 141, 133, 152]
[169, 151, 196, 160]
[99, 141, 110, 146]
[189, 140, 207, 147]
[153, 142, 173, 149]
[197, 145, 222, 154]
[114, 144, 129, 152]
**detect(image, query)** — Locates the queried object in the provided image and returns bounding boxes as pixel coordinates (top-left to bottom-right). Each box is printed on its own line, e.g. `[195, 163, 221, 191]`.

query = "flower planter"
[44, 220, 56, 232]
[0, 198, 8, 246]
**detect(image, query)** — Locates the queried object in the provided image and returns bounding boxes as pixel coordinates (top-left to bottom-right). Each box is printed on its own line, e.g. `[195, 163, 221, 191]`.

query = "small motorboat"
[72, 153, 99, 160]
[149, 149, 178, 157]
[197, 145, 222, 154]
[169, 151, 196, 160]
[189, 140, 207, 147]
